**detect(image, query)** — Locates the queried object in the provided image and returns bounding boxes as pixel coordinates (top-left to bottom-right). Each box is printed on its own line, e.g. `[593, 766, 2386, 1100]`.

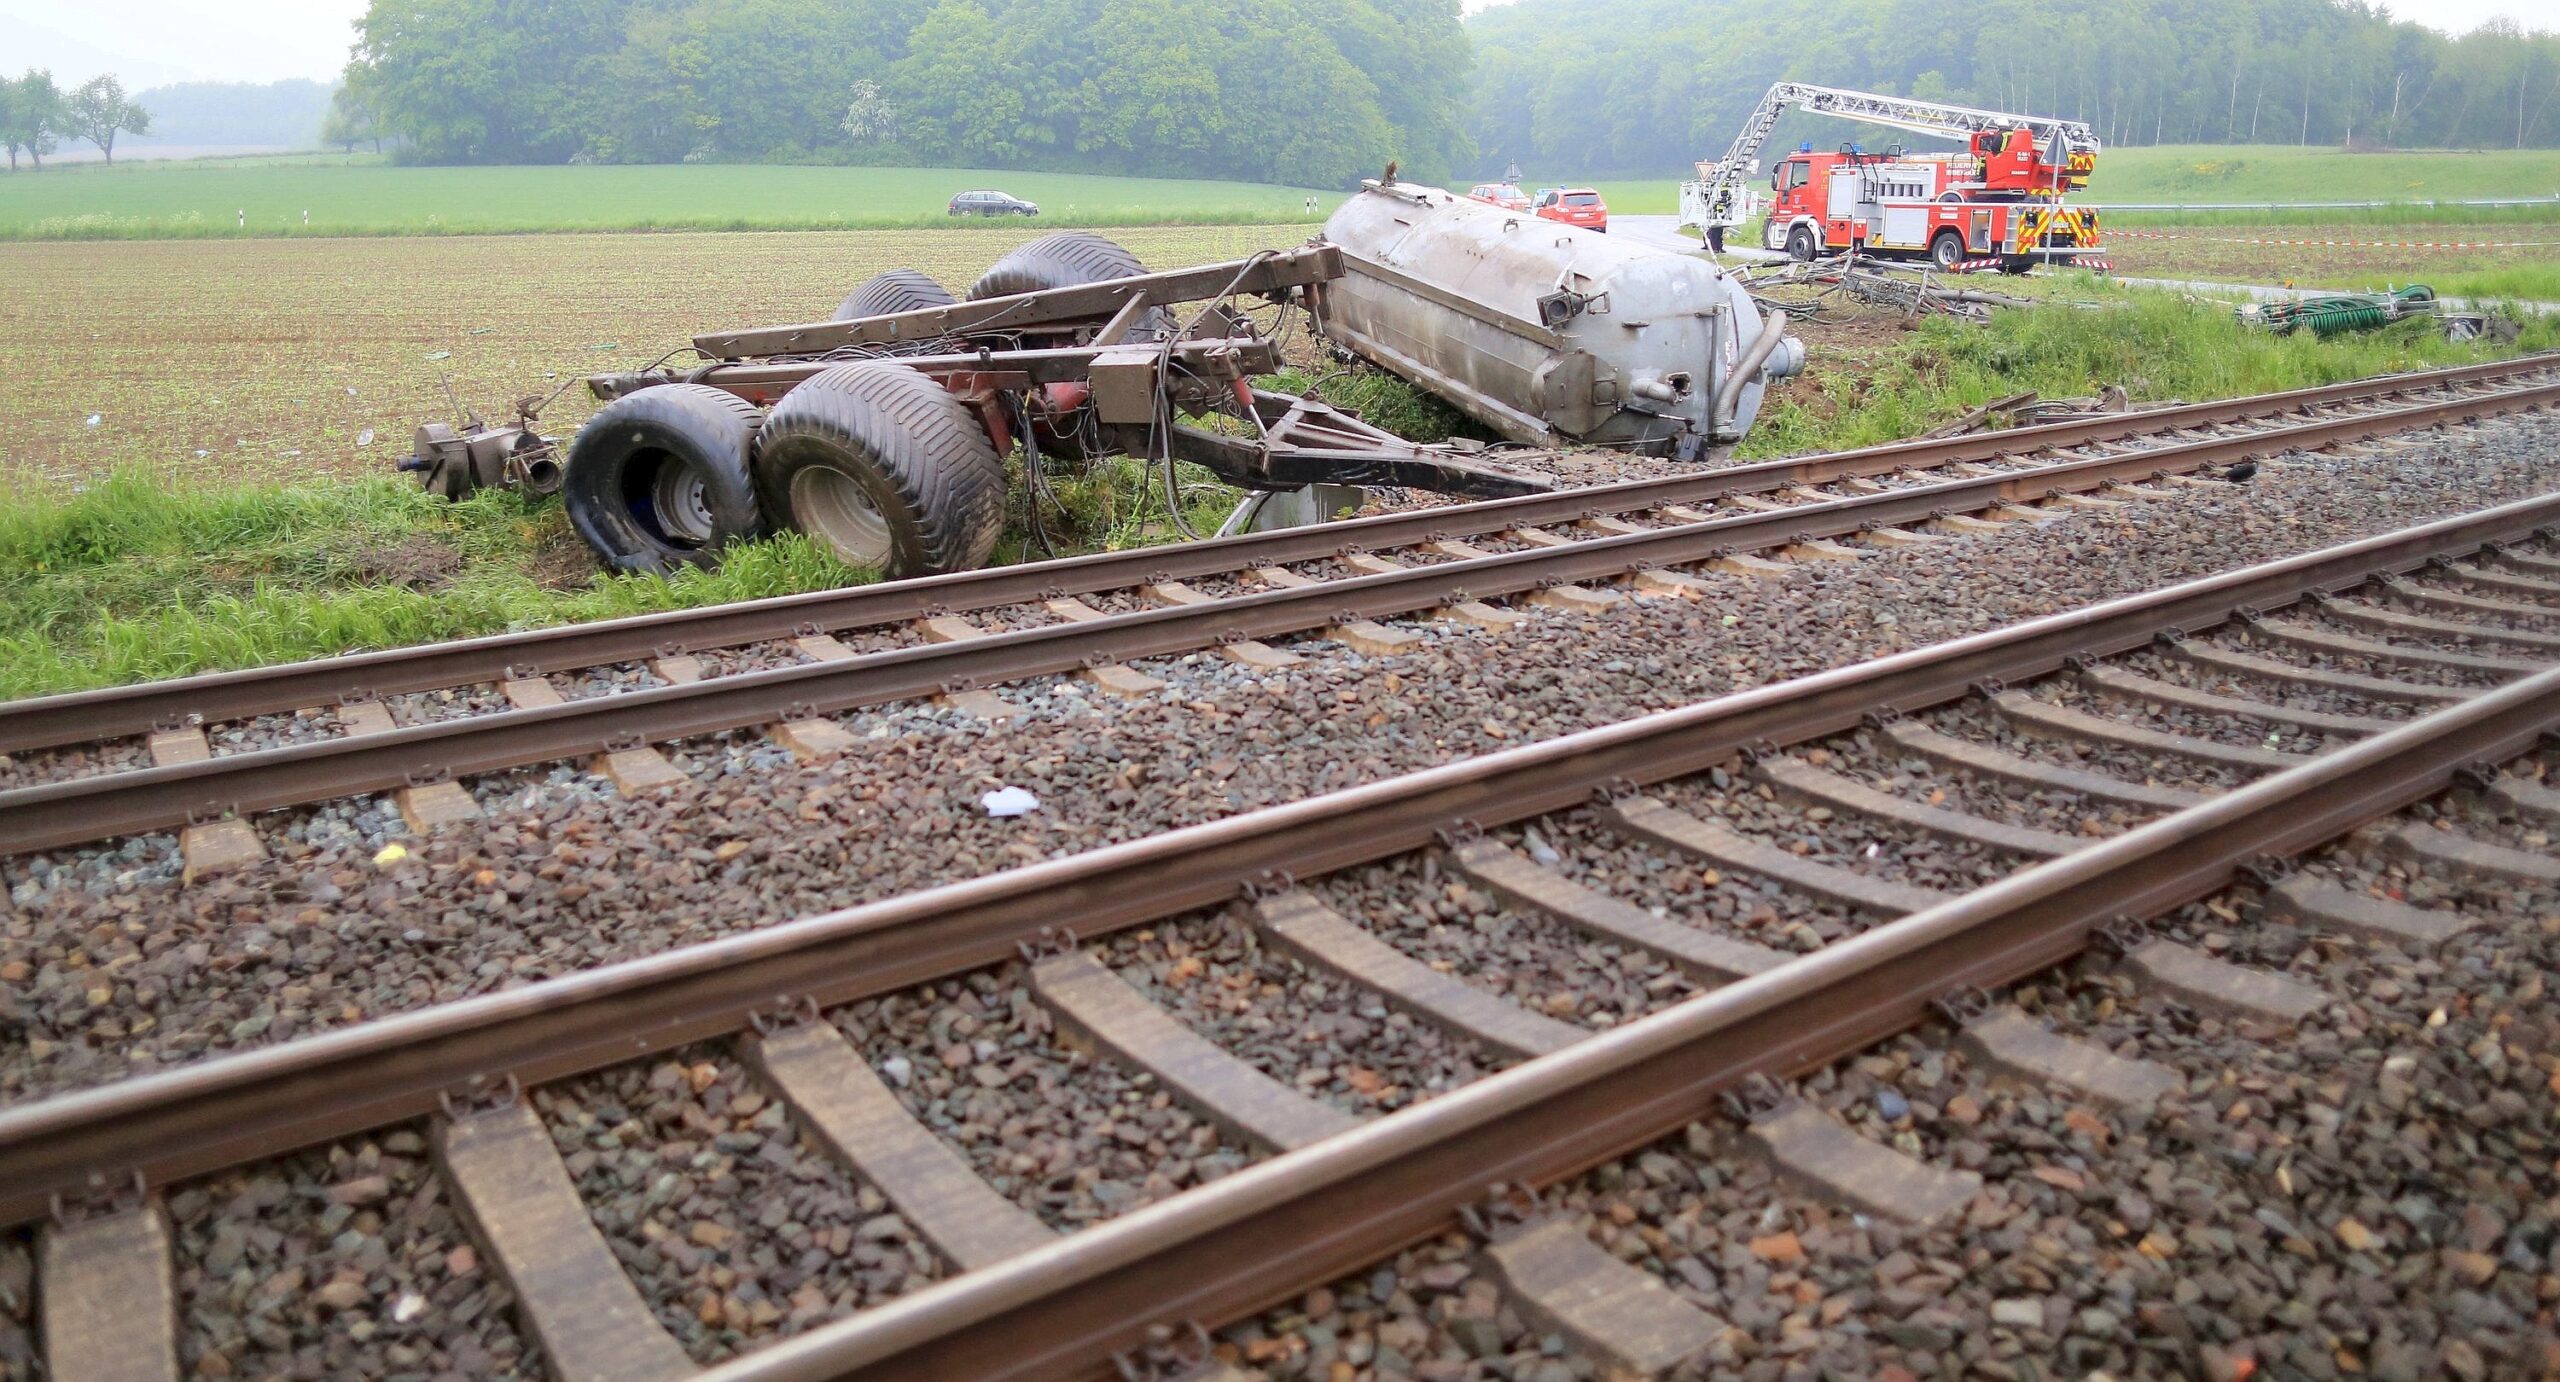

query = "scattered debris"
[2235, 283, 2502, 342]
[980, 786, 1041, 818]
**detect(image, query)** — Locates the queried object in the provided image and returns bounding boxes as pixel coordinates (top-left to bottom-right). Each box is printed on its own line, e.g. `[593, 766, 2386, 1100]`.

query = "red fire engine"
[1681, 84, 2107, 273]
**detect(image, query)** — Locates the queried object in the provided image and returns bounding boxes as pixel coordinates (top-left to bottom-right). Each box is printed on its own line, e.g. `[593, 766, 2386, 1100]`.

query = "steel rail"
[710, 651, 2560, 1382]
[1, 378, 2549, 858]
[0, 491, 2548, 1228]
[2, 353, 2547, 756]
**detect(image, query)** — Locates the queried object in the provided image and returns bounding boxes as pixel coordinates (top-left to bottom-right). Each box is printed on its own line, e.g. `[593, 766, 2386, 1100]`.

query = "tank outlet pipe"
[1713, 304, 1803, 438]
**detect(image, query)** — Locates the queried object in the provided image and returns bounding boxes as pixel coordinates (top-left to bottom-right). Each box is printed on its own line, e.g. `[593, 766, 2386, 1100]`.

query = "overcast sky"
[1, 0, 2547, 86]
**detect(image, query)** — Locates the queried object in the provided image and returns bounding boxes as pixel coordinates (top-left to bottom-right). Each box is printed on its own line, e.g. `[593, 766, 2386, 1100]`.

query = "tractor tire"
[834, 268, 956, 322]
[563, 384, 765, 576]
[752, 361, 1005, 579]
[967, 230, 1174, 340]
[1785, 225, 1818, 262]
[1930, 231, 1968, 272]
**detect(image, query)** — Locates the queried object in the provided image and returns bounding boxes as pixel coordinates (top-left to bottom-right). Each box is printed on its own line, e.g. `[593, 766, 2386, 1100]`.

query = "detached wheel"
[967, 230, 1174, 341]
[753, 362, 1004, 578]
[563, 384, 765, 575]
[834, 268, 956, 321]
[1930, 231, 1968, 271]
[1785, 225, 1818, 262]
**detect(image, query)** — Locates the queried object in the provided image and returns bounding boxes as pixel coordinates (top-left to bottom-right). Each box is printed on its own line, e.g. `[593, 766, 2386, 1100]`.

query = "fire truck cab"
[1763, 130, 2103, 272]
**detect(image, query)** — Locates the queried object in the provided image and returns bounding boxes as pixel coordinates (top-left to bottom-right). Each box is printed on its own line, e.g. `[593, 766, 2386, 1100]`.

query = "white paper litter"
[980, 786, 1041, 818]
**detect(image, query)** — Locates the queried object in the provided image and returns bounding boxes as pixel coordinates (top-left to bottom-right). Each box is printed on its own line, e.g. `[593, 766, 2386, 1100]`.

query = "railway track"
[0, 354, 2554, 871]
[11, 493, 2560, 1379]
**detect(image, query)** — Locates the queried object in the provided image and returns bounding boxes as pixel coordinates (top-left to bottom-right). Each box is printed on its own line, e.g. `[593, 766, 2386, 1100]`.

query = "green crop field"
[1554, 145, 2560, 220]
[0, 158, 1342, 239]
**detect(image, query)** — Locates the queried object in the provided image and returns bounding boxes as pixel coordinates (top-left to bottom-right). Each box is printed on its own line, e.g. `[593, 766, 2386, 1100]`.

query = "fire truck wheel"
[1929, 231, 1967, 271]
[1784, 225, 1818, 262]
[968, 231, 1175, 339]
[834, 268, 956, 322]
[753, 361, 1005, 579]
[563, 384, 767, 576]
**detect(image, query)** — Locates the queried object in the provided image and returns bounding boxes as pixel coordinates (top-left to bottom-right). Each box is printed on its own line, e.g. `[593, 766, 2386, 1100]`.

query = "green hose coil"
[2240, 284, 2436, 337]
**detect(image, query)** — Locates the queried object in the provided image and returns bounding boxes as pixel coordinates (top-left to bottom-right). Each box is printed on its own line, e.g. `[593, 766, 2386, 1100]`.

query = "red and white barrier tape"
[2108, 230, 2560, 249]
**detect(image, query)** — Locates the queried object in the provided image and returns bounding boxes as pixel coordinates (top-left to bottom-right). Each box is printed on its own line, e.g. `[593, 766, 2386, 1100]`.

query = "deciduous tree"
[66, 74, 151, 165]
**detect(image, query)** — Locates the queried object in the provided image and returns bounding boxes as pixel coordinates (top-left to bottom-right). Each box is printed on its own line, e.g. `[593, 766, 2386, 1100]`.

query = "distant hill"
[128, 80, 336, 151]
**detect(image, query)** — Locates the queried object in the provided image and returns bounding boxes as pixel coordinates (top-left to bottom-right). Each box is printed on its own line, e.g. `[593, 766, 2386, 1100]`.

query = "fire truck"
[1679, 84, 2107, 273]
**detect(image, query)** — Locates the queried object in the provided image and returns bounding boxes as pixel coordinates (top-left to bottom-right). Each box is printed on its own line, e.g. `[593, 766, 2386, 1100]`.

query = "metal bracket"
[2455, 760, 2504, 791]
[404, 764, 451, 788]
[1240, 869, 1296, 902]
[2236, 854, 2290, 888]
[151, 712, 204, 735]
[48, 1169, 148, 1227]
[2231, 605, 2265, 627]
[1737, 739, 1780, 765]
[1592, 776, 1641, 805]
[184, 801, 234, 827]
[782, 701, 817, 723]
[502, 664, 536, 683]
[1435, 819, 1485, 848]
[1930, 984, 1994, 1026]
[796, 621, 824, 638]
[2153, 626, 2187, 647]
[1014, 926, 1081, 963]
[1456, 1181, 1544, 1242]
[747, 994, 823, 1036]
[335, 689, 373, 708]
[1719, 1072, 1791, 1123]
[436, 1073, 523, 1121]
[939, 678, 976, 696]
[602, 732, 645, 754]
[1970, 677, 2007, 699]
[2092, 915, 2152, 956]
[1110, 1321, 1215, 1382]
[1861, 706, 1904, 729]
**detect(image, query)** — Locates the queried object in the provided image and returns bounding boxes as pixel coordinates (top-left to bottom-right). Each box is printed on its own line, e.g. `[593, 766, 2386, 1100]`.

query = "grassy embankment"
[0, 159, 1340, 239]
[3, 280, 2546, 700]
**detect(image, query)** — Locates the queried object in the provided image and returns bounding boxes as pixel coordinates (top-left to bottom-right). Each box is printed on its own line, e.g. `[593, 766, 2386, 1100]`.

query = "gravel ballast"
[6, 413, 2559, 1109]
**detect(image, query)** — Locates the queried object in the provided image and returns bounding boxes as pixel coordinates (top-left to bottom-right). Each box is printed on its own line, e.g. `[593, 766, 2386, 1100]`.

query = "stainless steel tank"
[1317, 181, 1803, 453]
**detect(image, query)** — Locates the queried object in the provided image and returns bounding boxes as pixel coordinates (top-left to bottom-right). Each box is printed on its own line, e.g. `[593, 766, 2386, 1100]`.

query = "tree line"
[338, 0, 1470, 186]
[1, 72, 153, 169]
[1467, 0, 2560, 178]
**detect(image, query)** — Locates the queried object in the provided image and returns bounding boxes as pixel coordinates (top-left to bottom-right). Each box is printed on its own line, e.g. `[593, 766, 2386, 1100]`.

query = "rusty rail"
[0, 374, 2549, 858]
[711, 639, 2560, 1382]
[0, 353, 2547, 757]
[0, 490, 2547, 1228]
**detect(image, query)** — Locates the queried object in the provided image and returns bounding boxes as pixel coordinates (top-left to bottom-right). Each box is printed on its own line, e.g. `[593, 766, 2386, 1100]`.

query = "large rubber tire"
[563, 384, 765, 576]
[753, 362, 1005, 579]
[834, 268, 956, 322]
[1785, 225, 1818, 262]
[1930, 231, 1967, 272]
[969, 230, 1149, 300]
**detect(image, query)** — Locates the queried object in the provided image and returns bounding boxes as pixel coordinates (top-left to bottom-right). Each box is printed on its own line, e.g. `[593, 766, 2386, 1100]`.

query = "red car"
[1465, 182, 1532, 212]
[1533, 187, 1608, 232]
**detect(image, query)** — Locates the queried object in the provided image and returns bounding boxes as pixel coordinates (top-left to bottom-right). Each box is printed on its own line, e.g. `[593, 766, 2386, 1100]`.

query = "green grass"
[2330, 264, 2560, 303]
[1737, 275, 2560, 457]
[5, 281, 2552, 699]
[0, 473, 874, 699]
[0, 159, 1341, 240]
[1538, 145, 2560, 222]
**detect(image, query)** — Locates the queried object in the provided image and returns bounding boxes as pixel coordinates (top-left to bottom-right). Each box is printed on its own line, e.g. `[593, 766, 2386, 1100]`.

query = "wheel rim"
[624, 448, 715, 549]
[790, 464, 893, 566]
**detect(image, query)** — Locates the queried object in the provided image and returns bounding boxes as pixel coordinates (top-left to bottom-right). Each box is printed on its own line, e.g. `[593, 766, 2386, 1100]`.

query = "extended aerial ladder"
[1679, 83, 2100, 239]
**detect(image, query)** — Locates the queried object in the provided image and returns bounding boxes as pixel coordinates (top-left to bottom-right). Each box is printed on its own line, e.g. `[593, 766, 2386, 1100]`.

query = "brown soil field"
[2100, 223, 2550, 289]
[0, 225, 1317, 491]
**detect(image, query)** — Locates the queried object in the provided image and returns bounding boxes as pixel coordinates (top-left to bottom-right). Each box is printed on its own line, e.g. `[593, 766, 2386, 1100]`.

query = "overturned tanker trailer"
[1316, 180, 1805, 456]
